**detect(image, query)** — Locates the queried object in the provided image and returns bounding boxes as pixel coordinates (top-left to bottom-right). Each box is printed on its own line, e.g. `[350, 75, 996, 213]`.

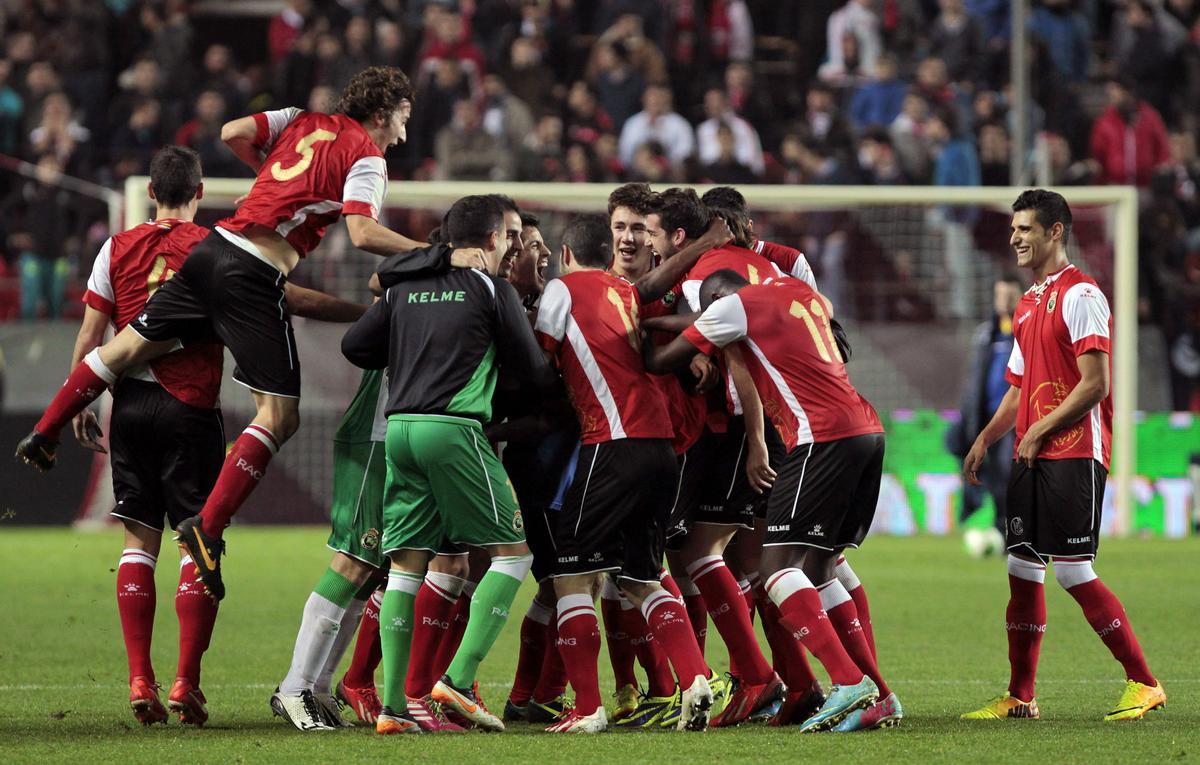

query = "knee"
[256, 402, 300, 443]
[429, 553, 470, 580]
[1052, 558, 1097, 590]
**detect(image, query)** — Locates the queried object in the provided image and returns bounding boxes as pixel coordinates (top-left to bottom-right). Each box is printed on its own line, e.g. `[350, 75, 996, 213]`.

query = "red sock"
[405, 574, 463, 697]
[677, 582, 708, 654]
[343, 590, 382, 688]
[600, 591, 637, 689]
[532, 612, 569, 703]
[36, 353, 114, 440]
[198, 425, 278, 538]
[820, 580, 890, 696]
[621, 601, 676, 696]
[557, 595, 603, 715]
[738, 577, 756, 624]
[835, 556, 877, 659]
[660, 571, 711, 675]
[688, 555, 773, 684]
[117, 549, 157, 682]
[1066, 577, 1155, 686]
[756, 583, 817, 689]
[175, 556, 219, 685]
[767, 569, 862, 686]
[431, 587, 472, 680]
[641, 589, 708, 687]
[509, 599, 552, 704]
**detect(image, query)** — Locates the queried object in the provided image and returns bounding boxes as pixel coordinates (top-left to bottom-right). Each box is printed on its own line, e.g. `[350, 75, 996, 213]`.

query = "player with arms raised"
[961, 190, 1165, 722]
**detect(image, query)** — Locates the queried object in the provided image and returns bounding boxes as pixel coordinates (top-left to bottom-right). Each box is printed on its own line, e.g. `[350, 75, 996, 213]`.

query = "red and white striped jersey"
[682, 280, 882, 451]
[680, 243, 784, 311]
[754, 239, 816, 289]
[84, 220, 223, 409]
[218, 108, 386, 258]
[535, 270, 674, 445]
[1005, 264, 1113, 468]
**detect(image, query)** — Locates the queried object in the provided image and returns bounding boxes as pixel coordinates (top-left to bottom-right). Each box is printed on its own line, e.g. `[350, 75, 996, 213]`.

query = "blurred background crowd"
[0, 0, 1196, 408]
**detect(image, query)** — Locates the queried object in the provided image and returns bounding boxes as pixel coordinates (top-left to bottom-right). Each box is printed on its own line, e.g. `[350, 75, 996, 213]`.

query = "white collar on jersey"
[1028, 263, 1075, 305]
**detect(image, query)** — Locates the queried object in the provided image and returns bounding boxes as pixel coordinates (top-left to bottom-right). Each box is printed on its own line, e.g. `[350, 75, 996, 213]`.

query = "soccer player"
[341, 195, 557, 735]
[533, 214, 731, 733]
[699, 186, 816, 288]
[961, 190, 1165, 722]
[16, 67, 480, 601]
[645, 268, 899, 733]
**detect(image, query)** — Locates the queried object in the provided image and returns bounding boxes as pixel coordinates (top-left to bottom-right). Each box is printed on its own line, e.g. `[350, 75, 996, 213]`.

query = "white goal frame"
[124, 178, 1139, 535]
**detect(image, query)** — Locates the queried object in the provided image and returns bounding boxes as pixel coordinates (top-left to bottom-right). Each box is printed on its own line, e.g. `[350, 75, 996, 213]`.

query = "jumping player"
[961, 190, 1165, 722]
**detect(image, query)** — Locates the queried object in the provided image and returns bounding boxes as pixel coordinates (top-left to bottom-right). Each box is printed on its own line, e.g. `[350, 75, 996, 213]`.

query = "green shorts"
[382, 414, 525, 554]
[326, 439, 387, 568]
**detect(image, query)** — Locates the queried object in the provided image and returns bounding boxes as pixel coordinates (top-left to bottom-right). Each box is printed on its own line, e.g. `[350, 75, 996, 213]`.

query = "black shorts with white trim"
[763, 432, 884, 550]
[1006, 458, 1106, 561]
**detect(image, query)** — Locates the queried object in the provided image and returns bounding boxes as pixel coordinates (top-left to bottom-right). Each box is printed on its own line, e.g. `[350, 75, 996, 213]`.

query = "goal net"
[115, 179, 1145, 538]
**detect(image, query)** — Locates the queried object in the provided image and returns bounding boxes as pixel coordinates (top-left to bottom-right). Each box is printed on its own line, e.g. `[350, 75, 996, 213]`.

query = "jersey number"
[147, 255, 175, 298]
[270, 128, 338, 181]
[606, 287, 641, 352]
[789, 298, 838, 363]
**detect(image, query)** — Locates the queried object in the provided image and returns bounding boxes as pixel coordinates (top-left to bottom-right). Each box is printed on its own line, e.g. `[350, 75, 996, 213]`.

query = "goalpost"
[123, 178, 1140, 536]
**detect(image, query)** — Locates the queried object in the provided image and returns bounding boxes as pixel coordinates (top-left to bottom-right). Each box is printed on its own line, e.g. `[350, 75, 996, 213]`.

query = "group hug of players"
[17, 65, 1166, 736]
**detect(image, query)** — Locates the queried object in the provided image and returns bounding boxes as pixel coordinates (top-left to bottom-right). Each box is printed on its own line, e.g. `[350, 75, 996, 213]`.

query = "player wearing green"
[341, 195, 557, 735]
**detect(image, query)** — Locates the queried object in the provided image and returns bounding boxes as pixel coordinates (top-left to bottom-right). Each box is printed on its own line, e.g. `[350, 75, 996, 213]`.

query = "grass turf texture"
[1, 528, 1196, 764]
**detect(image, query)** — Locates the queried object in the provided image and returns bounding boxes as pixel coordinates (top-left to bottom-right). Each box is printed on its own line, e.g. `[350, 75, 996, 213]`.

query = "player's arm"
[642, 311, 700, 334]
[1014, 350, 1109, 468]
[344, 214, 430, 257]
[644, 293, 746, 374]
[70, 305, 111, 453]
[284, 283, 366, 322]
[726, 344, 775, 492]
[370, 243, 488, 295]
[963, 385, 1019, 486]
[220, 115, 267, 171]
[340, 292, 392, 370]
[634, 217, 732, 305]
[495, 278, 559, 389]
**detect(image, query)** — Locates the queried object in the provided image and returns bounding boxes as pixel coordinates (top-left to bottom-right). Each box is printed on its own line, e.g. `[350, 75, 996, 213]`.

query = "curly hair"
[606, 182, 658, 218]
[334, 66, 414, 123]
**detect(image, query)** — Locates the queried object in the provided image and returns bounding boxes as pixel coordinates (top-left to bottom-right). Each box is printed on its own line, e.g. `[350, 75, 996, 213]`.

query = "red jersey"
[84, 220, 223, 409]
[535, 270, 674, 445]
[683, 280, 882, 451]
[218, 108, 387, 258]
[754, 239, 816, 289]
[1005, 264, 1112, 468]
[681, 243, 785, 312]
[642, 289, 706, 454]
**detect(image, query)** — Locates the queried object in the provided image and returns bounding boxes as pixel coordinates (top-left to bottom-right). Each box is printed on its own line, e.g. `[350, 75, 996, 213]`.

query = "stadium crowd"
[0, 0, 1196, 407]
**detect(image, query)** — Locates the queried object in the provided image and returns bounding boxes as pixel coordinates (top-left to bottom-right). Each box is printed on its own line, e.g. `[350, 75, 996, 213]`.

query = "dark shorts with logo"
[763, 433, 884, 550]
[109, 379, 225, 532]
[1006, 458, 1106, 561]
[553, 438, 677, 583]
[664, 428, 721, 551]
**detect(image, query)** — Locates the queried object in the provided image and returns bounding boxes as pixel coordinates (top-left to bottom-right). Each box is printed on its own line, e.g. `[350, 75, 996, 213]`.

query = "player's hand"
[700, 216, 733, 248]
[689, 354, 717, 392]
[72, 410, 107, 454]
[450, 247, 487, 270]
[746, 443, 776, 493]
[962, 438, 988, 486]
[1015, 423, 1047, 469]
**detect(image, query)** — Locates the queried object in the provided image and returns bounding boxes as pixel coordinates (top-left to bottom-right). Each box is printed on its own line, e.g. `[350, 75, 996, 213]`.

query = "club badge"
[512, 510, 524, 532]
[1047, 290, 1057, 313]
[361, 528, 380, 550]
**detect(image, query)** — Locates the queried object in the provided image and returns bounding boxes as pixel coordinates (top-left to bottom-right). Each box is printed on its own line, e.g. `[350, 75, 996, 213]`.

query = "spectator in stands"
[372, 19, 407, 68]
[928, 0, 986, 85]
[589, 41, 645, 131]
[517, 114, 567, 182]
[501, 36, 557, 118]
[857, 128, 907, 184]
[890, 91, 933, 183]
[434, 97, 512, 181]
[819, 0, 882, 86]
[199, 44, 245, 115]
[706, 0, 755, 66]
[1030, 0, 1090, 85]
[802, 82, 852, 153]
[565, 143, 598, 183]
[107, 59, 167, 142]
[1088, 76, 1170, 187]
[588, 13, 668, 87]
[849, 53, 908, 132]
[409, 58, 472, 168]
[110, 98, 164, 179]
[307, 84, 336, 114]
[1165, 129, 1200, 230]
[342, 17, 374, 77]
[313, 32, 357, 92]
[723, 61, 775, 147]
[174, 90, 243, 177]
[696, 87, 764, 178]
[629, 140, 672, 183]
[481, 73, 534, 157]
[927, 106, 979, 318]
[928, 107, 980, 187]
[3, 154, 75, 320]
[702, 123, 758, 184]
[977, 121, 1010, 186]
[564, 80, 614, 147]
[0, 60, 25, 156]
[618, 84, 695, 170]
[28, 92, 91, 178]
[1114, 0, 1180, 122]
[21, 62, 63, 137]
[913, 57, 957, 108]
[420, 8, 487, 89]
[268, 0, 311, 62]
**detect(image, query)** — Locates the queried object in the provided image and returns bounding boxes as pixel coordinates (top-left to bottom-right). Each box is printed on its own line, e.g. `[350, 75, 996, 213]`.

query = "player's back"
[683, 244, 783, 310]
[220, 109, 384, 258]
[754, 239, 816, 289]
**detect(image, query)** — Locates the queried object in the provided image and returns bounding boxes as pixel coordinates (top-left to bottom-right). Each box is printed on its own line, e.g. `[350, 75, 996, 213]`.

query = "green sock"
[445, 555, 530, 688]
[380, 570, 423, 712]
[313, 567, 359, 608]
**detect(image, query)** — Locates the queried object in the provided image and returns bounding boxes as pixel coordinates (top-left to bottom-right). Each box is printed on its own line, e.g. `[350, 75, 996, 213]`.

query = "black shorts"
[1006, 458, 1106, 561]
[436, 537, 468, 556]
[131, 231, 300, 398]
[553, 438, 677, 582]
[764, 432, 884, 551]
[664, 428, 720, 551]
[109, 379, 226, 532]
[523, 503, 558, 582]
[693, 416, 786, 530]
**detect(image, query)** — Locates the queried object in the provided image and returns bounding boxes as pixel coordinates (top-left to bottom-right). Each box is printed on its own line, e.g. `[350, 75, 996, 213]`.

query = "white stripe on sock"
[424, 571, 466, 603]
[765, 568, 815, 608]
[84, 348, 117, 385]
[119, 549, 156, 570]
[817, 578, 852, 611]
[1007, 555, 1047, 584]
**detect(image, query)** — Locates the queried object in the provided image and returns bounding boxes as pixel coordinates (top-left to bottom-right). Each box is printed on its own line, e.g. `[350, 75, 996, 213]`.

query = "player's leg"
[377, 550, 435, 735]
[116, 521, 169, 726]
[406, 548, 470, 732]
[549, 572, 607, 733]
[505, 503, 561, 722]
[339, 579, 385, 723]
[426, 548, 478, 686]
[598, 575, 640, 719]
[666, 550, 708, 652]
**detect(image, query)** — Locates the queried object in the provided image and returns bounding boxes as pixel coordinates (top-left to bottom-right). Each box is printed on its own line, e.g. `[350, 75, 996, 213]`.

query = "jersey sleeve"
[340, 292, 392, 370]
[681, 278, 702, 312]
[494, 278, 558, 388]
[682, 294, 748, 355]
[533, 277, 572, 355]
[83, 238, 115, 315]
[1061, 281, 1111, 356]
[252, 107, 303, 151]
[1004, 337, 1025, 387]
[342, 155, 387, 220]
[375, 244, 453, 288]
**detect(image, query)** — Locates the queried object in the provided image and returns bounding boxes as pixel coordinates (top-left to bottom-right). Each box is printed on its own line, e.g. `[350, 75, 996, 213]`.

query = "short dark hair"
[335, 66, 414, 122]
[700, 186, 747, 213]
[1012, 189, 1072, 246]
[483, 193, 520, 215]
[706, 205, 752, 249]
[653, 187, 708, 240]
[698, 268, 749, 310]
[562, 214, 612, 268]
[520, 211, 540, 228]
[607, 182, 657, 218]
[149, 145, 202, 208]
[446, 195, 505, 248]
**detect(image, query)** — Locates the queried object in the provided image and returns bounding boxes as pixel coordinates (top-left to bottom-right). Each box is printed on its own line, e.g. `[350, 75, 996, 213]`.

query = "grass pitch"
[0, 528, 1196, 764]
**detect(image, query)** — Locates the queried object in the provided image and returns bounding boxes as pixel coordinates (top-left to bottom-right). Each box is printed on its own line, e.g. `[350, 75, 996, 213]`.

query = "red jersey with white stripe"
[681, 243, 784, 311]
[682, 280, 882, 451]
[535, 270, 674, 445]
[218, 108, 387, 258]
[84, 220, 223, 409]
[754, 239, 816, 289]
[642, 288, 706, 454]
[1005, 264, 1112, 468]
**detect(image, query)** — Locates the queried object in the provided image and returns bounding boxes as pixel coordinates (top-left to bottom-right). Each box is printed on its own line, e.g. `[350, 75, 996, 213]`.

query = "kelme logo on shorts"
[512, 510, 524, 532]
[361, 528, 380, 550]
[1010, 517, 1024, 536]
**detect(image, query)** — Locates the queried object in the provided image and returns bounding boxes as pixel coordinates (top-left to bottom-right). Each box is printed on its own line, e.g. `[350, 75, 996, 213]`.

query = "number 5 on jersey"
[271, 128, 338, 181]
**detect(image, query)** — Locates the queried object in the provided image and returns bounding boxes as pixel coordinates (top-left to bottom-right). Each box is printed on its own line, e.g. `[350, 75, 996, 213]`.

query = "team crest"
[1047, 290, 1057, 313]
[361, 528, 380, 550]
[663, 291, 677, 306]
[512, 510, 524, 532]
